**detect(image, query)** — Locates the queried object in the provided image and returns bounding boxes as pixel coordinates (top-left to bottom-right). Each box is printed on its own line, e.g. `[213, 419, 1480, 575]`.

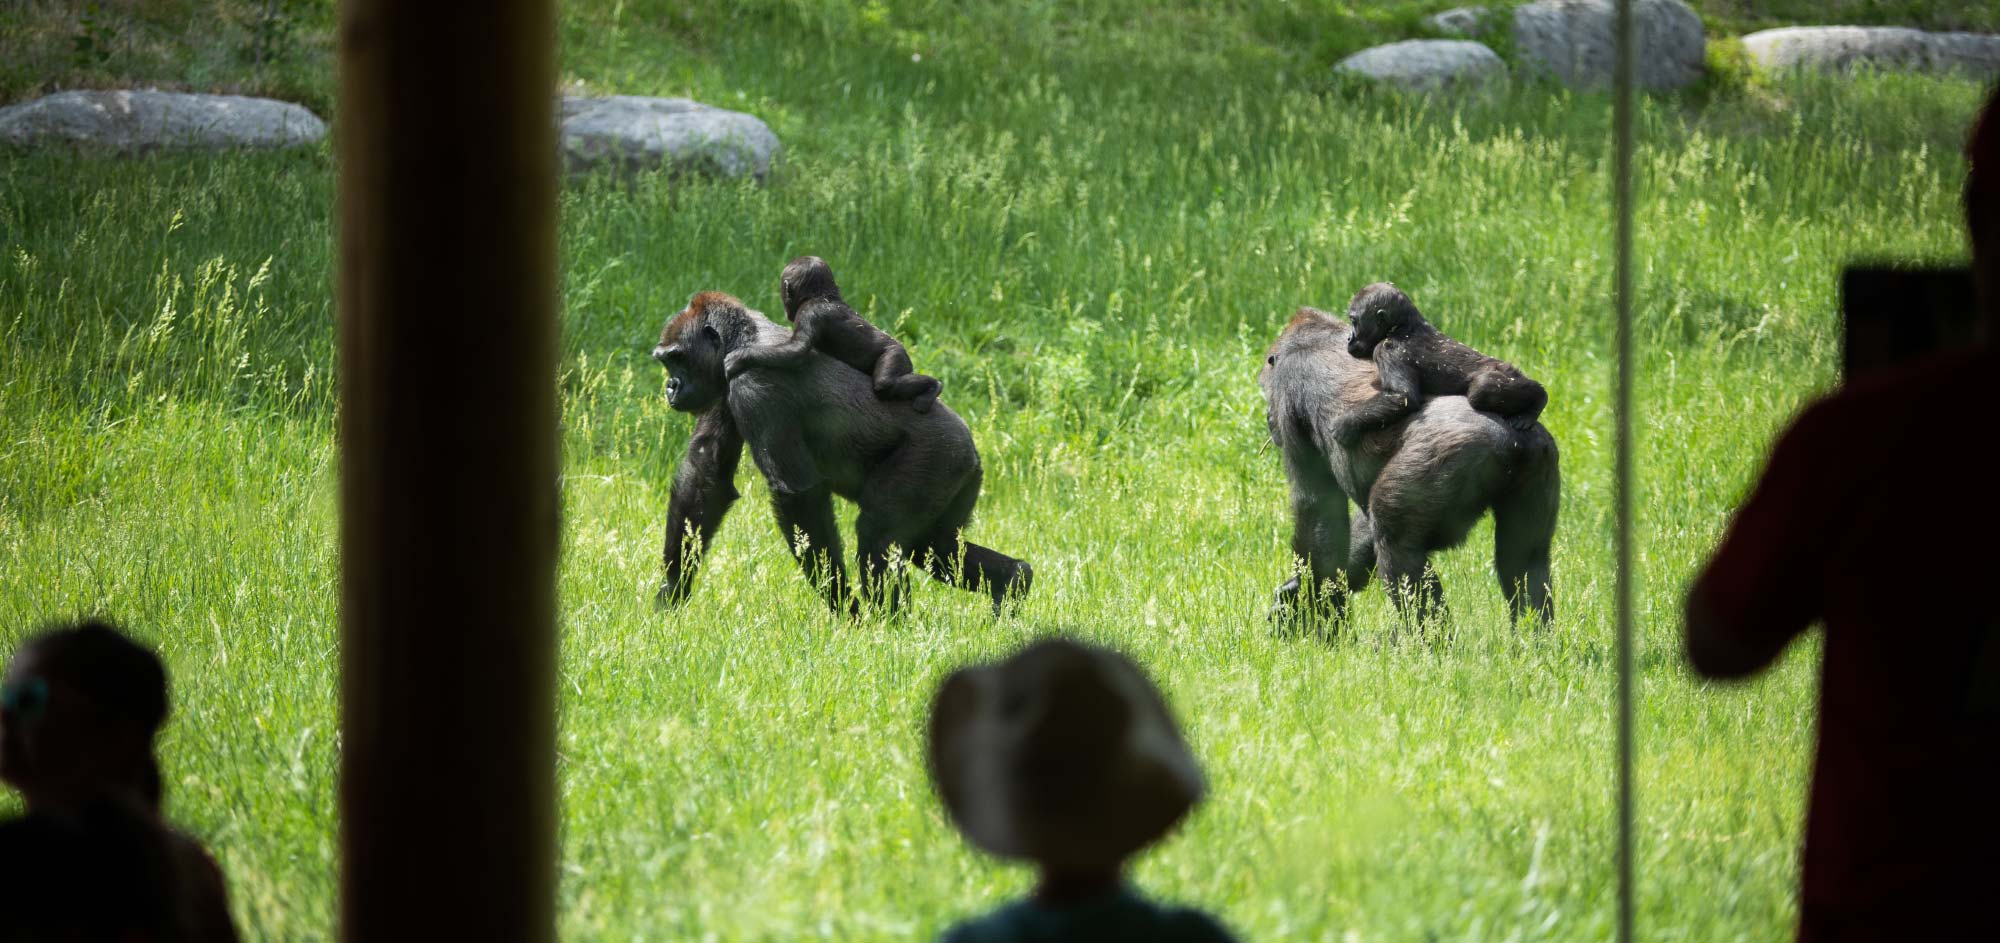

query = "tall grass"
[0, 6, 1986, 940]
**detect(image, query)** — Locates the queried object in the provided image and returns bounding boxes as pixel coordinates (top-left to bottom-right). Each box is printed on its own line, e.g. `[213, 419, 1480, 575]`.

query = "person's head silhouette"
[0, 620, 169, 814]
[928, 637, 1235, 942]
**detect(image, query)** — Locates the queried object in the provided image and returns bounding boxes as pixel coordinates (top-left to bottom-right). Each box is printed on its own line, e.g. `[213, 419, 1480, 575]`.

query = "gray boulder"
[1741, 26, 2000, 80]
[1932, 32, 2000, 77]
[1427, 7, 1495, 37]
[1512, 0, 1706, 91]
[559, 96, 780, 179]
[1335, 40, 1507, 92]
[0, 90, 325, 151]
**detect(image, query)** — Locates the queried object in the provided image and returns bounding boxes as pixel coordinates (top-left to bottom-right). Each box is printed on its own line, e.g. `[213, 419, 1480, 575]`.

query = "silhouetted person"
[927, 638, 1237, 943]
[0, 621, 239, 942]
[1685, 86, 2000, 943]
[0, 793, 183, 941]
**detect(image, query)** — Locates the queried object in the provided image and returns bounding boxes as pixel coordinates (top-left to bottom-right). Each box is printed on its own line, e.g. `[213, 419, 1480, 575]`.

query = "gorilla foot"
[1268, 576, 1348, 637]
[990, 560, 1033, 616]
[1267, 576, 1302, 623]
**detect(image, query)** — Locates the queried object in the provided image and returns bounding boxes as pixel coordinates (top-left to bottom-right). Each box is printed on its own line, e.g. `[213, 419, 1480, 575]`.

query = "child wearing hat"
[928, 637, 1238, 943]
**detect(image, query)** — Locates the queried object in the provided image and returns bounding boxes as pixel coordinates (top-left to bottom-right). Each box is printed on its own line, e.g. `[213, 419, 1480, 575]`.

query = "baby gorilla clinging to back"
[1330, 282, 1547, 447]
[724, 255, 942, 413]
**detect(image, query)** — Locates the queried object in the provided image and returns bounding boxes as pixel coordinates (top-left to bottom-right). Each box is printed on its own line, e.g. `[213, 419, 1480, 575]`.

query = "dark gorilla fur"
[722, 256, 943, 413]
[1261, 306, 1559, 626]
[1331, 282, 1548, 446]
[651, 291, 1030, 614]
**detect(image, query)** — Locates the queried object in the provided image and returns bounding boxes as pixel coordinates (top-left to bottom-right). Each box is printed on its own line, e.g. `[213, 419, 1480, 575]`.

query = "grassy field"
[11, 0, 2000, 112]
[2, 1, 1990, 940]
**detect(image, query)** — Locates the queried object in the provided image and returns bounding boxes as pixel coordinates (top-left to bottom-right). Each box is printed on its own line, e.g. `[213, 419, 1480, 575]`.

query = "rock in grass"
[1335, 40, 1507, 93]
[559, 96, 780, 180]
[0, 90, 325, 152]
[1426, 7, 1495, 37]
[1511, 0, 1706, 91]
[1930, 32, 2000, 77]
[1741, 27, 2000, 80]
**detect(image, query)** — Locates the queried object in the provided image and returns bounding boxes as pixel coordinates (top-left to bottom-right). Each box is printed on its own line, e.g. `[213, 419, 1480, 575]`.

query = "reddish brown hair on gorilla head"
[1286, 306, 1327, 332]
[659, 291, 744, 348]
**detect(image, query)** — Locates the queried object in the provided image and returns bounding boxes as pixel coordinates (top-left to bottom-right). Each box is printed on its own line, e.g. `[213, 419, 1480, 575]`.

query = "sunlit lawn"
[1, 3, 1987, 938]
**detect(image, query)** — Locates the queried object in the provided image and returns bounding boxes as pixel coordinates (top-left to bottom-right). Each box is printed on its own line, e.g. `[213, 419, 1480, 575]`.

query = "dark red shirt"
[1687, 346, 2000, 942]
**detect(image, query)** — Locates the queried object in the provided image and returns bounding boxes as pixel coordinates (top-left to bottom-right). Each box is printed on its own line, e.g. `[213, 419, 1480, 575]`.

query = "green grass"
[10, 0, 2000, 113]
[1, 1, 1989, 940]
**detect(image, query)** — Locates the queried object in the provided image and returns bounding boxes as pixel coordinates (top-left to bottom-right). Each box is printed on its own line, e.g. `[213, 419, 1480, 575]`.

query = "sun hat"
[928, 637, 1206, 871]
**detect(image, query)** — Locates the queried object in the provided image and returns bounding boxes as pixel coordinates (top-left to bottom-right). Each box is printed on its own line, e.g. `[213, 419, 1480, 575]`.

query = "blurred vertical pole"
[1612, 0, 1638, 942]
[336, 0, 558, 940]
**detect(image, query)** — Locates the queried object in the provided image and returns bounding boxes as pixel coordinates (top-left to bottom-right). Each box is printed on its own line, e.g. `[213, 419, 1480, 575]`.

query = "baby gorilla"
[723, 256, 942, 413]
[1330, 282, 1547, 447]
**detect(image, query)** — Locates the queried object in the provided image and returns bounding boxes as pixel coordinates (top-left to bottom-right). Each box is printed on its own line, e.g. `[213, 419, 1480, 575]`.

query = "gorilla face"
[1344, 282, 1416, 360]
[653, 298, 729, 413]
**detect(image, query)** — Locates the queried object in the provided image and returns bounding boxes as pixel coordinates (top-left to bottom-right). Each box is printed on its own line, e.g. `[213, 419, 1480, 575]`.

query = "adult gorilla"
[1261, 306, 1559, 625]
[651, 291, 1032, 614]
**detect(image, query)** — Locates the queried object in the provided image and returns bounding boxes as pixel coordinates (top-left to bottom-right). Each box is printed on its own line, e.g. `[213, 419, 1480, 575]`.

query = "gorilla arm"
[1328, 339, 1422, 447]
[657, 407, 746, 607]
[724, 304, 836, 378]
[737, 399, 851, 613]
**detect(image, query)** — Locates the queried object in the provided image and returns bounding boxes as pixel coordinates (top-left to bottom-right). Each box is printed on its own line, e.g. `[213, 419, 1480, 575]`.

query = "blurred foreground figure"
[928, 638, 1236, 943]
[1685, 86, 2000, 943]
[0, 621, 239, 942]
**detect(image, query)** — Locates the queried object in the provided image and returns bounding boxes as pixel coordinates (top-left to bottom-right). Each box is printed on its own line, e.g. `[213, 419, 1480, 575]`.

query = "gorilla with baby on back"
[647, 258, 1550, 627]
[1262, 297, 1559, 627]
[651, 288, 1031, 615]
[721, 256, 945, 413]
[1331, 282, 1548, 444]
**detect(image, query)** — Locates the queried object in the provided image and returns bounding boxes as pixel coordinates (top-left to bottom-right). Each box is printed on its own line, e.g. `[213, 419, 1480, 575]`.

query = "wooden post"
[1611, 2, 1637, 942]
[336, 1, 558, 940]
